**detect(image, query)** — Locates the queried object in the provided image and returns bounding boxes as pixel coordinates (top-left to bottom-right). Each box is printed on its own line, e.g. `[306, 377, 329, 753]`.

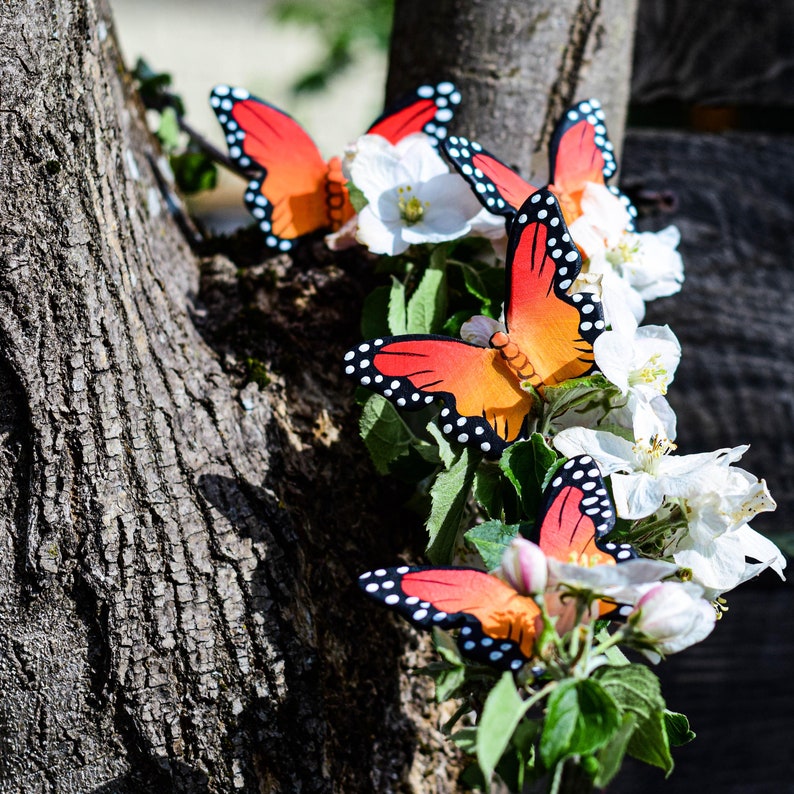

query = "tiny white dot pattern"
[342, 188, 604, 459]
[210, 81, 463, 250]
[357, 566, 530, 672]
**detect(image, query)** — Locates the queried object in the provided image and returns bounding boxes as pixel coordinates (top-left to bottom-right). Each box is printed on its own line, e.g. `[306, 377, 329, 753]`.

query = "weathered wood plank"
[612, 128, 794, 791]
[632, 0, 794, 106]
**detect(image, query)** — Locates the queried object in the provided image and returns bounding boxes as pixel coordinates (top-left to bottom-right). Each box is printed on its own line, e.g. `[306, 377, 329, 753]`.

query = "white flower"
[618, 226, 684, 303]
[594, 316, 681, 400]
[628, 581, 716, 661]
[545, 555, 678, 636]
[348, 133, 483, 255]
[672, 465, 785, 596]
[567, 183, 631, 258]
[565, 181, 684, 326]
[553, 414, 748, 519]
[587, 227, 685, 325]
[547, 556, 678, 598]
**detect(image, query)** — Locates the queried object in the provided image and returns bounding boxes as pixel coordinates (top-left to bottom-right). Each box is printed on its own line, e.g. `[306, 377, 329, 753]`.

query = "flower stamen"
[397, 185, 428, 225]
[628, 353, 672, 394]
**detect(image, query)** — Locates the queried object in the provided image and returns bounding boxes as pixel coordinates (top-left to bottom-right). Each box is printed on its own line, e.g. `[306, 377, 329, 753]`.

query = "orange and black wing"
[533, 455, 636, 565]
[344, 336, 532, 457]
[367, 81, 461, 145]
[210, 85, 353, 250]
[548, 99, 637, 227]
[503, 189, 604, 387]
[442, 135, 534, 220]
[358, 566, 539, 671]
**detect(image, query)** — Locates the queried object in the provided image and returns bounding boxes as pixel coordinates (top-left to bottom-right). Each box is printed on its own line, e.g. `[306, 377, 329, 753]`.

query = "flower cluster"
[339, 97, 785, 790]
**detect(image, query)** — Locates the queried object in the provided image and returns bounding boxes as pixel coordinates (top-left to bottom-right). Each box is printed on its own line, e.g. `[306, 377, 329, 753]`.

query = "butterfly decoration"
[210, 81, 461, 251]
[358, 455, 637, 671]
[441, 98, 637, 233]
[343, 188, 604, 458]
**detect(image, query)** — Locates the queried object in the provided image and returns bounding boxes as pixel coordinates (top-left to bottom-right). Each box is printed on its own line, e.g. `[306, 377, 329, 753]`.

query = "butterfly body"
[359, 455, 637, 671]
[345, 189, 604, 457]
[210, 82, 461, 250]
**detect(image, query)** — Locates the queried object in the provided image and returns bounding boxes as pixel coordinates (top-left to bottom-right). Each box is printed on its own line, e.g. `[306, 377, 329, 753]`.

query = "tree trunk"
[0, 1, 638, 792]
[0, 0, 455, 791]
[387, 0, 638, 180]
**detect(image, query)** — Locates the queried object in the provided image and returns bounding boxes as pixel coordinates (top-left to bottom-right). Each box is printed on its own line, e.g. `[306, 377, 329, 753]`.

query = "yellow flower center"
[632, 434, 677, 474]
[607, 235, 641, 267]
[397, 185, 427, 225]
[629, 353, 671, 394]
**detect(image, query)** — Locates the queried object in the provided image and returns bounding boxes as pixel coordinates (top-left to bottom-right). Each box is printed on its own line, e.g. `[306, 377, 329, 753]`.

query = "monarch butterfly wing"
[548, 99, 638, 229]
[344, 336, 533, 457]
[442, 136, 534, 219]
[210, 85, 351, 250]
[367, 81, 461, 145]
[549, 99, 615, 193]
[534, 455, 637, 565]
[358, 566, 537, 671]
[503, 189, 604, 387]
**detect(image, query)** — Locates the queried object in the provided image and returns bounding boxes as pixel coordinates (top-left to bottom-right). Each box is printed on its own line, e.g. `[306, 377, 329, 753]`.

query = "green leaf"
[595, 627, 631, 667]
[458, 762, 487, 790]
[360, 285, 391, 339]
[460, 264, 489, 303]
[539, 679, 621, 768]
[473, 464, 505, 520]
[426, 420, 457, 469]
[596, 664, 673, 774]
[442, 308, 475, 338]
[464, 520, 523, 570]
[170, 151, 217, 194]
[406, 262, 447, 333]
[425, 446, 478, 563]
[499, 434, 558, 519]
[347, 182, 367, 213]
[157, 106, 182, 151]
[434, 665, 467, 702]
[387, 276, 407, 335]
[455, 260, 505, 316]
[432, 626, 463, 667]
[358, 395, 413, 474]
[543, 374, 613, 422]
[385, 443, 440, 483]
[451, 726, 478, 754]
[664, 710, 695, 746]
[595, 713, 638, 788]
[476, 672, 532, 782]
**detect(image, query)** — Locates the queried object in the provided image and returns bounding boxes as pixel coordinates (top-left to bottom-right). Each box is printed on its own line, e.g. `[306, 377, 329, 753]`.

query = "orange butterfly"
[359, 455, 636, 671]
[210, 82, 461, 251]
[344, 188, 604, 458]
[441, 98, 636, 232]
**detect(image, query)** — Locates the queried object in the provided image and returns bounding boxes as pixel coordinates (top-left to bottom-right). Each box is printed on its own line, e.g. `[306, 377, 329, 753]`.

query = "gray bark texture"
[0, 1, 638, 793]
[0, 0, 457, 791]
[386, 0, 638, 182]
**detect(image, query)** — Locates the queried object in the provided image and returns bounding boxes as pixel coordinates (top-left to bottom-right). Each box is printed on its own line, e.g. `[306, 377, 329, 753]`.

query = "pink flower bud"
[630, 582, 716, 657]
[499, 538, 548, 595]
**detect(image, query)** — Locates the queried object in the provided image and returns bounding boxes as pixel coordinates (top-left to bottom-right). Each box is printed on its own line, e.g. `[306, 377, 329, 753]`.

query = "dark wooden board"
[632, 0, 794, 106]
[610, 129, 794, 792]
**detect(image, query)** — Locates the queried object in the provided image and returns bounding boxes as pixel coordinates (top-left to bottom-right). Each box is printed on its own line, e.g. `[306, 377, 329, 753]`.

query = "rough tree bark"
[0, 0, 454, 790]
[0, 1, 637, 792]
[387, 0, 638, 180]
